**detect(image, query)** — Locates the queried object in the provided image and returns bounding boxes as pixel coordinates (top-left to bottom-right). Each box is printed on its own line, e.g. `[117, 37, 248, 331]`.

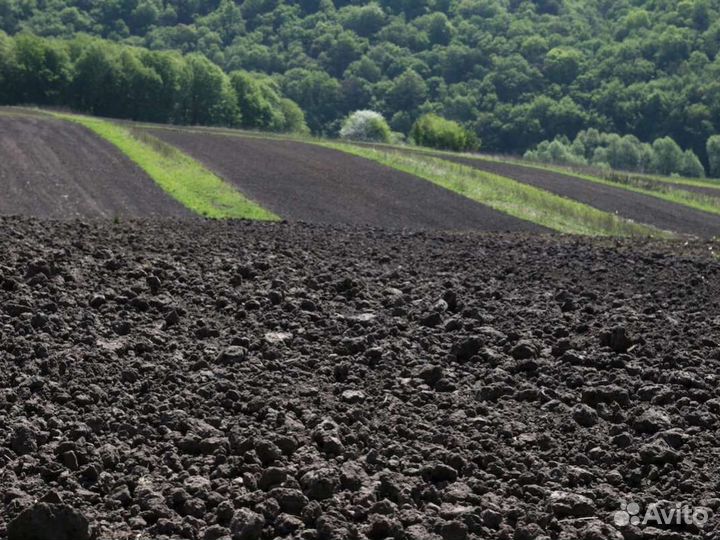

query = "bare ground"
[0, 115, 191, 219]
[1, 217, 719, 540]
[398, 151, 720, 238]
[147, 129, 544, 233]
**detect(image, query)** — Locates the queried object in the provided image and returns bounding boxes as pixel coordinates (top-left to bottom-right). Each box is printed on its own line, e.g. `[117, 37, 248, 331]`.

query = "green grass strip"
[533, 165, 720, 217]
[640, 173, 720, 190]
[439, 153, 720, 216]
[70, 113, 716, 224]
[72, 113, 720, 200]
[143, 121, 720, 211]
[325, 143, 668, 238]
[53, 113, 279, 221]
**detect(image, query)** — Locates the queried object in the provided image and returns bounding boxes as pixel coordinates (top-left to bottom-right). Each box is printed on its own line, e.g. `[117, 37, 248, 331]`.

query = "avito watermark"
[613, 500, 709, 528]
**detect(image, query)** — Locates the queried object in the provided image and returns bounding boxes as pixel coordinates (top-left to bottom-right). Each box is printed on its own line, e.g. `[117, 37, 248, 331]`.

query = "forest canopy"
[1, 0, 720, 169]
[0, 31, 308, 132]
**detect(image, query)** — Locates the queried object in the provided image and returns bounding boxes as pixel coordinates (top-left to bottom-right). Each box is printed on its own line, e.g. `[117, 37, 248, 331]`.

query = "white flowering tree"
[339, 110, 391, 143]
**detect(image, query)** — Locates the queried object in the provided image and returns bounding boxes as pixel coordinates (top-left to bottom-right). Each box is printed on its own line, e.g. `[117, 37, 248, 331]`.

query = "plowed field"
[148, 129, 542, 232]
[0, 115, 190, 218]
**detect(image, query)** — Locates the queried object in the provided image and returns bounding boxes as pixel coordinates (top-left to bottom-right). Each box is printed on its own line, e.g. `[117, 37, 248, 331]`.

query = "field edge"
[53, 113, 280, 221]
[324, 143, 669, 238]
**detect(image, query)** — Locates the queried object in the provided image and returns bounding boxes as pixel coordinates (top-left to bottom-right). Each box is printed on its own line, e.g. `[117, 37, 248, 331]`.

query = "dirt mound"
[148, 129, 542, 232]
[423, 154, 720, 237]
[0, 115, 190, 218]
[1, 217, 719, 539]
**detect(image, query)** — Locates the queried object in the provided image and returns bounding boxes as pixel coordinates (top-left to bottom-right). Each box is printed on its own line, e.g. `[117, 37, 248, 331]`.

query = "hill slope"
[416, 152, 720, 237]
[148, 128, 543, 232]
[0, 113, 191, 218]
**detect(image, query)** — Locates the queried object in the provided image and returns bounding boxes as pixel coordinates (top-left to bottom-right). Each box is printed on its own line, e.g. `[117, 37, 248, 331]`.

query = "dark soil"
[2, 216, 720, 540]
[582, 168, 720, 198]
[416, 154, 720, 238]
[0, 115, 191, 219]
[147, 129, 543, 233]
[664, 182, 720, 198]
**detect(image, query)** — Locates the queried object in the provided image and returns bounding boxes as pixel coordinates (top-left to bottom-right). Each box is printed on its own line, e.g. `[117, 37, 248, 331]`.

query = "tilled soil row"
[1, 217, 720, 540]
[0, 115, 191, 219]
[396, 151, 720, 238]
[146, 129, 543, 233]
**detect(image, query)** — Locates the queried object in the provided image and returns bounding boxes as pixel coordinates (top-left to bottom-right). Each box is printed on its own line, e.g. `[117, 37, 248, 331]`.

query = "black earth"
[1, 217, 719, 540]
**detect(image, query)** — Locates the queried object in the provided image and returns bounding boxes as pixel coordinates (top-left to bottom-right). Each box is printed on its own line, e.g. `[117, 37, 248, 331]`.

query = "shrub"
[339, 110, 391, 142]
[651, 137, 683, 176]
[679, 149, 705, 178]
[524, 138, 586, 166]
[410, 113, 476, 151]
[230, 71, 309, 133]
[707, 135, 720, 178]
[526, 130, 705, 177]
[277, 98, 309, 134]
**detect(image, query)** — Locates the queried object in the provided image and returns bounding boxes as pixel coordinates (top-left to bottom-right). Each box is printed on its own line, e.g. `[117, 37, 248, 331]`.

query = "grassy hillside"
[2, 0, 720, 166]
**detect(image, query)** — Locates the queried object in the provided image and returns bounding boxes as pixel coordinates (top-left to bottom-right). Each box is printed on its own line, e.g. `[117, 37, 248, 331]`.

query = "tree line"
[524, 130, 720, 178]
[0, 32, 308, 132]
[2, 0, 719, 169]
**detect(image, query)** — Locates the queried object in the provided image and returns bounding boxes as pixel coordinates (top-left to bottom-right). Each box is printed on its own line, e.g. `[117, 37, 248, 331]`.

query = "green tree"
[281, 68, 342, 133]
[230, 70, 277, 129]
[181, 53, 240, 126]
[520, 35, 549, 64]
[524, 138, 586, 166]
[339, 4, 386, 37]
[115, 48, 164, 120]
[605, 134, 643, 171]
[320, 31, 364, 77]
[655, 26, 691, 67]
[528, 96, 586, 141]
[414, 12, 452, 46]
[0, 2, 18, 33]
[706, 135, 720, 178]
[229, 70, 308, 133]
[130, 1, 160, 33]
[138, 49, 189, 122]
[624, 9, 651, 31]
[544, 47, 583, 84]
[410, 113, 475, 151]
[0, 31, 14, 103]
[679, 149, 705, 178]
[277, 98, 309, 133]
[11, 34, 71, 105]
[489, 54, 540, 101]
[344, 56, 381, 82]
[3, 0, 720, 153]
[651, 137, 684, 175]
[69, 41, 122, 115]
[200, 0, 244, 43]
[386, 69, 427, 111]
[58, 7, 93, 33]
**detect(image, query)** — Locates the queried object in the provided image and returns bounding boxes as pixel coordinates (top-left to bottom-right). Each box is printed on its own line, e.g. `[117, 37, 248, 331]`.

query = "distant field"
[465, 155, 720, 217]
[146, 127, 543, 233]
[324, 143, 661, 238]
[138, 121, 720, 236]
[59, 114, 278, 221]
[141, 125, 662, 236]
[2, 109, 720, 238]
[397, 151, 720, 238]
[0, 112, 190, 219]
